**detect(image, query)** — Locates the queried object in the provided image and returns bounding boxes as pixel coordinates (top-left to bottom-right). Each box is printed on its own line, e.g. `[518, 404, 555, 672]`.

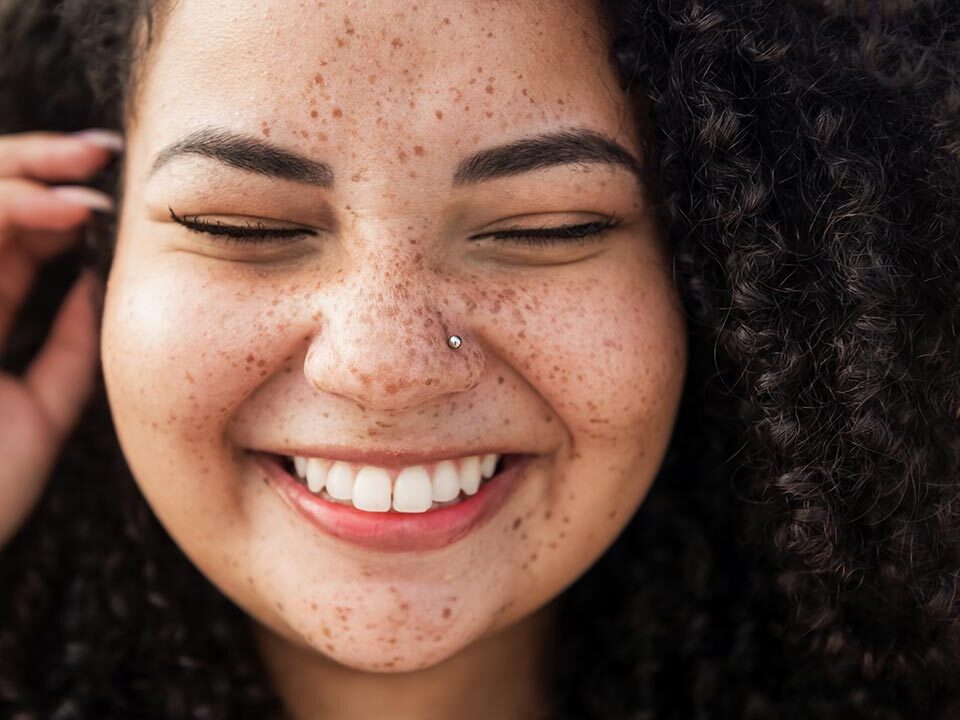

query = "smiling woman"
[102, 5, 685, 717]
[1, 0, 959, 719]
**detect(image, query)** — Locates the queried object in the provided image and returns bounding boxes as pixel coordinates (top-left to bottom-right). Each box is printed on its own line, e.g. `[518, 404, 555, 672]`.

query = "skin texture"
[99, 1, 687, 717]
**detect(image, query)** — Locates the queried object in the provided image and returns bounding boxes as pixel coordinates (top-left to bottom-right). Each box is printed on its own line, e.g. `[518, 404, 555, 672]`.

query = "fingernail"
[70, 129, 125, 153]
[50, 185, 115, 212]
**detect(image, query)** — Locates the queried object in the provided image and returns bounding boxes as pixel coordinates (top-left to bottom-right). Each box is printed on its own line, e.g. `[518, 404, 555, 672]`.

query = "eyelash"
[167, 207, 622, 248]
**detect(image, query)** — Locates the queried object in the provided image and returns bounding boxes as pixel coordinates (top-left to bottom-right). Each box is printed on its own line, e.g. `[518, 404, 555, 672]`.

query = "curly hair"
[1, 0, 958, 717]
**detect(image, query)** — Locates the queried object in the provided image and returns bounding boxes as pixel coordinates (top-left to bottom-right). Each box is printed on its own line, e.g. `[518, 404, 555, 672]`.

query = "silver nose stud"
[447, 334, 462, 350]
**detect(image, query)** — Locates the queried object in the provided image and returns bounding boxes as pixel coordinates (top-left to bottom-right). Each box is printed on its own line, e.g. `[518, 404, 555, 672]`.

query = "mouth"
[279, 451, 513, 511]
[253, 450, 533, 553]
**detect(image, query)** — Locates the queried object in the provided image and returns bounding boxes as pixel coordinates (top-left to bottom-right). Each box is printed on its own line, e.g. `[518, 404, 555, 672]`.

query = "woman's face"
[101, 0, 686, 672]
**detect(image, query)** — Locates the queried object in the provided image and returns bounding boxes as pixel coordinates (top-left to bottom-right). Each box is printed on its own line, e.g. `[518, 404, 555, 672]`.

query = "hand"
[0, 129, 121, 549]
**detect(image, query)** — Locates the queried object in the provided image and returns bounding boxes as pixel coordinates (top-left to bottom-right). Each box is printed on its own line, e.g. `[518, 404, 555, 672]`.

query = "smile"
[252, 450, 532, 553]
[284, 452, 503, 513]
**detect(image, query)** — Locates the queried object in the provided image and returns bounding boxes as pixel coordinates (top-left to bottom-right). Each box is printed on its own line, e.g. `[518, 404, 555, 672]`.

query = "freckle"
[310, 109, 318, 119]
[435, 109, 444, 120]
[391, 37, 403, 48]
[512, 517, 522, 530]
[314, 73, 324, 85]
[442, 607, 452, 618]
[484, 85, 494, 94]
[497, 376, 504, 384]
[332, 107, 343, 118]
[413, 145, 425, 156]
[260, 121, 271, 137]
[544, 510, 552, 520]
[562, 515, 570, 524]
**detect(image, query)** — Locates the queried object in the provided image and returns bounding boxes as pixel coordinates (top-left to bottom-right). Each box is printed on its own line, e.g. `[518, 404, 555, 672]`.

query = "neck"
[253, 601, 558, 720]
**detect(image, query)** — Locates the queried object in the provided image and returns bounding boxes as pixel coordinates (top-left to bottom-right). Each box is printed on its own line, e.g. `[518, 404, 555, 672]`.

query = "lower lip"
[253, 452, 530, 553]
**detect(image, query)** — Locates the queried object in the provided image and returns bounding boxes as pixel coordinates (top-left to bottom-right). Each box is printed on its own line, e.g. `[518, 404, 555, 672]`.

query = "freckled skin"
[100, 0, 687, 716]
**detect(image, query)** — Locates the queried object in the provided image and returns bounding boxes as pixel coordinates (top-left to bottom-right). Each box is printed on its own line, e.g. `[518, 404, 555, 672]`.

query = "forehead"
[136, 0, 632, 152]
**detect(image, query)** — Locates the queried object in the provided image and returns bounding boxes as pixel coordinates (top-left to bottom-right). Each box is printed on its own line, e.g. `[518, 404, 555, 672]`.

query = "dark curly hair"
[1, 0, 959, 717]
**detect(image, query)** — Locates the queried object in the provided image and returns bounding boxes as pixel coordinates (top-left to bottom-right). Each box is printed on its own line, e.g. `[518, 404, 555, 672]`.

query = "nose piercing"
[447, 334, 462, 350]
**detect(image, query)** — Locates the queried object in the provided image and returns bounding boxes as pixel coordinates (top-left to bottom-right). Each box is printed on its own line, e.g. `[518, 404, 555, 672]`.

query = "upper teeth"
[289, 453, 501, 513]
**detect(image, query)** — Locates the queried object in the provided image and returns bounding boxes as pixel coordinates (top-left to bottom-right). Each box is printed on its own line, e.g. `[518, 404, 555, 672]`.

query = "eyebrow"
[150, 128, 334, 187]
[148, 126, 645, 188]
[452, 128, 644, 186]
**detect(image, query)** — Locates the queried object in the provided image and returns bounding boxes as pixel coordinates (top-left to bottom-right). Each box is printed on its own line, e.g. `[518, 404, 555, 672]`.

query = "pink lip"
[252, 451, 530, 553]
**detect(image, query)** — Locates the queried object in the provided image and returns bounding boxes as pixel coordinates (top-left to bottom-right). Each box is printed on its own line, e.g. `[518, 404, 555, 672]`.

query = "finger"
[0, 130, 123, 181]
[0, 180, 106, 353]
[0, 372, 58, 547]
[23, 270, 101, 444]
[0, 230, 37, 350]
[3, 218, 85, 272]
[8, 226, 82, 253]
[0, 178, 113, 238]
[0, 228, 84, 352]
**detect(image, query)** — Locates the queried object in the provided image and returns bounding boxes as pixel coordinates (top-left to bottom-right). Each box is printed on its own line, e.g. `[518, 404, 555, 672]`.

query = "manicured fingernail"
[70, 129, 125, 152]
[50, 185, 115, 212]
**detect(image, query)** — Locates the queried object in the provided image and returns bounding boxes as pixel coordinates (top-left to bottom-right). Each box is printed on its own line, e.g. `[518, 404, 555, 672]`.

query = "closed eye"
[168, 207, 622, 248]
[168, 207, 315, 245]
[468, 217, 622, 247]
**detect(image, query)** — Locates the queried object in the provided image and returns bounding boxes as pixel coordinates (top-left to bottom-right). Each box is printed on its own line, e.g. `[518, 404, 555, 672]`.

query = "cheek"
[99, 257, 306, 568]
[101, 259, 294, 444]
[490, 245, 686, 524]
[484, 256, 686, 453]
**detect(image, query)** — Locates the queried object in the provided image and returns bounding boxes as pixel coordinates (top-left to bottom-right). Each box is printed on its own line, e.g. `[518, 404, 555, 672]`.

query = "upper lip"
[251, 445, 524, 469]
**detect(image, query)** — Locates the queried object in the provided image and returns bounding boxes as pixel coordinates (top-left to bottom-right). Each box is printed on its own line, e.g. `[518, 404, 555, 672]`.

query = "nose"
[303, 271, 485, 412]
